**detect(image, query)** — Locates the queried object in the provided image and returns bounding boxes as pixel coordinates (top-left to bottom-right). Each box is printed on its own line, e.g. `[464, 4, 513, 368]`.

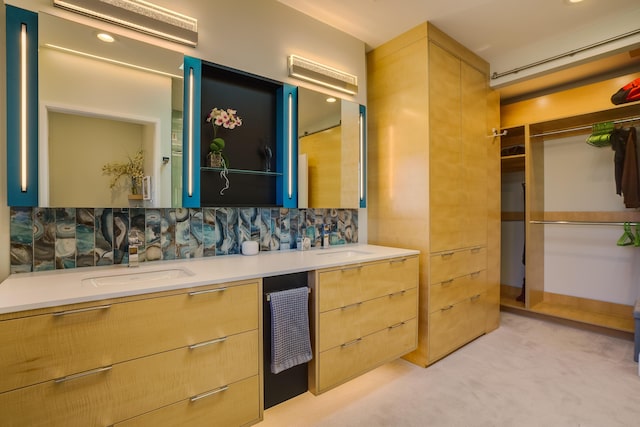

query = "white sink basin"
[315, 249, 372, 257]
[82, 267, 194, 288]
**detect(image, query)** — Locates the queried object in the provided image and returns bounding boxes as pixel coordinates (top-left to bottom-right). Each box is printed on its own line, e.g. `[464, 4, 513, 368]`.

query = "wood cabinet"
[366, 22, 500, 366]
[308, 256, 419, 394]
[0, 280, 262, 427]
[500, 72, 640, 334]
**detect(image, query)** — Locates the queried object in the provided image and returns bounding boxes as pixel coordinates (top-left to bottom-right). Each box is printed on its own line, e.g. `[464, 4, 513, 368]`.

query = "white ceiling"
[277, 0, 640, 101]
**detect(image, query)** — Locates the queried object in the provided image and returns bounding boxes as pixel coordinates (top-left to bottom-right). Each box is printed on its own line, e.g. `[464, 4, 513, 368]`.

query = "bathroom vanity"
[0, 244, 418, 426]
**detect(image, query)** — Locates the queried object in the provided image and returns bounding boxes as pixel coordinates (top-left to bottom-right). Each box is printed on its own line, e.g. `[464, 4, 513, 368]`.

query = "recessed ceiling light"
[567, 0, 584, 4]
[326, 97, 337, 103]
[97, 33, 115, 43]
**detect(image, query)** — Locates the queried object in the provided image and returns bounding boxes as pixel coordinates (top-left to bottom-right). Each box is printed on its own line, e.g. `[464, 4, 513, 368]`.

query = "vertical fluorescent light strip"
[187, 68, 194, 196]
[20, 23, 28, 192]
[287, 93, 293, 199]
[359, 111, 364, 201]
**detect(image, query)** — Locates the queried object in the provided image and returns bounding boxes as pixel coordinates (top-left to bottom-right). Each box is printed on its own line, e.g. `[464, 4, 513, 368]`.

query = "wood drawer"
[430, 269, 487, 312]
[0, 281, 259, 394]
[318, 288, 417, 352]
[428, 299, 470, 362]
[0, 329, 259, 427]
[317, 318, 416, 393]
[430, 247, 486, 283]
[317, 256, 418, 312]
[115, 375, 260, 427]
[468, 292, 489, 340]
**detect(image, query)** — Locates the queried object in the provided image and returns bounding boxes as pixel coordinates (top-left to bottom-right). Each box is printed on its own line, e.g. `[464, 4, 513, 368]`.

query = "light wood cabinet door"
[460, 61, 489, 249]
[429, 41, 463, 253]
[317, 318, 417, 393]
[0, 281, 259, 394]
[0, 329, 259, 427]
[114, 375, 260, 427]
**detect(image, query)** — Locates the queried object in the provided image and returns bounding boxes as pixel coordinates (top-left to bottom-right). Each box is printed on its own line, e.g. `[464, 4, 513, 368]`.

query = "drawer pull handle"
[190, 385, 229, 402]
[389, 290, 406, 297]
[470, 247, 482, 253]
[441, 305, 454, 312]
[54, 366, 112, 383]
[441, 279, 454, 286]
[441, 252, 454, 259]
[341, 265, 362, 272]
[390, 258, 407, 264]
[471, 294, 481, 301]
[471, 271, 481, 278]
[341, 338, 362, 348]
[341, 302, 362, 310]
[189, 336, 228, 349]
[189, 287, 227, 296]
[388, 321, 406, 330]
[52, 305, 111, 317]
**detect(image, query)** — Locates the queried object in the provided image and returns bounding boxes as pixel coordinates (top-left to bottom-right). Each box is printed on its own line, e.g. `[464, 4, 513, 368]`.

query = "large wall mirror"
[297, 87, 360, 208]
[37, 12, 184, 207]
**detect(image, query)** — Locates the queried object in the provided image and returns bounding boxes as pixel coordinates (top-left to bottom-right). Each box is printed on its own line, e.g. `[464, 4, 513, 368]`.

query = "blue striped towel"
[270, 287, 313, 374]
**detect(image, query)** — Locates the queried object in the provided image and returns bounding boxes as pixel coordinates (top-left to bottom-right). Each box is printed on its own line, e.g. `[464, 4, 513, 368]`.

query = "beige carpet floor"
[258, 311, 640, 427]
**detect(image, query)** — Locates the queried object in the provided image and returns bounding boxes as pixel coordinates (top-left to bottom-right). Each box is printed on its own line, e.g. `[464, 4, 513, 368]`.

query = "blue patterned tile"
[95, 208, 114, 266]
[8, 206, 360, 274]
[259, 208, 271, 251]
[175, 208, 191, 259]
[145, 209, 162, 261]
[279, 208, 291, 250]
[76, 208, 95, 267]
[55, 208, 76, 269]
[34, 208, 56, 271]
[10, 207, 33, 273]
[113, 209, 130, 264]
[190, 208, 204, 258]
[203, 208, 217, 257]
[161, 208, 177, 260]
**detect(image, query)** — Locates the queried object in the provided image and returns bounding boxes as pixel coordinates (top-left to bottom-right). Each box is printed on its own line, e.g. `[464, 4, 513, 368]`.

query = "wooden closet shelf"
[501, 212, 524, 221]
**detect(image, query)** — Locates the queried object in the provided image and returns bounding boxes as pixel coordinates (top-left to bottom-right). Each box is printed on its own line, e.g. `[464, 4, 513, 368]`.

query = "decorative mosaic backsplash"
[9, 207, 358, 274]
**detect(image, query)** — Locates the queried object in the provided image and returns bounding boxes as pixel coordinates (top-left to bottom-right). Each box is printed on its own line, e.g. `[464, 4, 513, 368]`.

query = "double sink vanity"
[0, 244, 419, 426]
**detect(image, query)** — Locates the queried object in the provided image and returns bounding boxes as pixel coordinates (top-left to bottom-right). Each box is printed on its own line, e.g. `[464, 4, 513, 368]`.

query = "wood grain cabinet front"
[0, 279, 262, 427]
[309, 256, 419, 394]
[427, 268, 489, 363]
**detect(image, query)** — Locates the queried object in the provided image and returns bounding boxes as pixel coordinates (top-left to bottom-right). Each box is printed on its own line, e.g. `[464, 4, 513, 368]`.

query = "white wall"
[542, 133, 640, 305]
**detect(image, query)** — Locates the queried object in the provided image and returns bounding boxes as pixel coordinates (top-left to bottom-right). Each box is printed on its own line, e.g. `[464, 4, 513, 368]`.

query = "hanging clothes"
[610, 128, 630, 195]
[621, 127, 640, 208]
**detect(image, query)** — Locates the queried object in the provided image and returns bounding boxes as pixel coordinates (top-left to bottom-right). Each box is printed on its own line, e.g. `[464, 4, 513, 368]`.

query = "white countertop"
[0, 244, 419, 314]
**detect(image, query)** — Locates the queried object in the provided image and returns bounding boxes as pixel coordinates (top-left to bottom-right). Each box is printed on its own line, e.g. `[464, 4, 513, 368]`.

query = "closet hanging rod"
[530, 220, 638, 226]
[530, 116, 640, 138]
[491, 28, 640, 80]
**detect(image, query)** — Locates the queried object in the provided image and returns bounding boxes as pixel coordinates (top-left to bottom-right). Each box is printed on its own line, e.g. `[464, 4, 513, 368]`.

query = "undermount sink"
[314, 249, 372, 257]
[81, 267, 194, 288]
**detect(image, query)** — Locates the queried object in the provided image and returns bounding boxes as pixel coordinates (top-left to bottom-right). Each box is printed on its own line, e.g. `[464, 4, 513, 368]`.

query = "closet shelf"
[501, 154, 525, 173]
[501, 211, 524, 221]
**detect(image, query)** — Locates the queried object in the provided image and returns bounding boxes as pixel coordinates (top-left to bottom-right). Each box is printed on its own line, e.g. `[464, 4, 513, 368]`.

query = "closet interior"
[500, 73, 640, 335]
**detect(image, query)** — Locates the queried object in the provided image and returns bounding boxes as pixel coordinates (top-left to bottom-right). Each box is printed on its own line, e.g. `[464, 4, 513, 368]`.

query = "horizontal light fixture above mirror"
[288, 55, 358, 95]
[53, 0, 198, 47]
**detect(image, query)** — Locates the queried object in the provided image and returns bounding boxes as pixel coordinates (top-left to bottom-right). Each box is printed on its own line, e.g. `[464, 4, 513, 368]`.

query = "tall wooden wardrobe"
[366, 22, 501, 367]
